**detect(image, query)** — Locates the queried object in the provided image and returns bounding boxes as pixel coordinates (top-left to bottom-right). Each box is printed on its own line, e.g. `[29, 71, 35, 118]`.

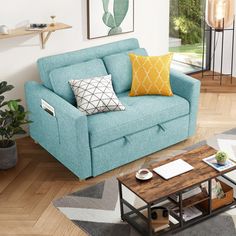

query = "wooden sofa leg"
[85, 176, 93, 180]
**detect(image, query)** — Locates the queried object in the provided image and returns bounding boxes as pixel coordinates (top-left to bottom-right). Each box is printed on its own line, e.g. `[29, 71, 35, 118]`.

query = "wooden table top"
[118, 145, 236, 204]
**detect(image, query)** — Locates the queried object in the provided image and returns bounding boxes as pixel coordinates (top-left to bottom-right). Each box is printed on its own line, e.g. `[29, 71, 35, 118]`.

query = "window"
[169, 0, 210, 74]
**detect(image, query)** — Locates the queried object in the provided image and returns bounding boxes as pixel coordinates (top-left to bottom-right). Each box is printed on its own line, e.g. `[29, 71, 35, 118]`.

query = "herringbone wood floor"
[191, 71, 236, 93]
[1, 91, 236, 235]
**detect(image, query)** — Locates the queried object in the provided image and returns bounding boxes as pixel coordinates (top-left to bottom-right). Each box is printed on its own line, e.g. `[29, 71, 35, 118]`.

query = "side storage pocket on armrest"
[39, 106, 60, 149]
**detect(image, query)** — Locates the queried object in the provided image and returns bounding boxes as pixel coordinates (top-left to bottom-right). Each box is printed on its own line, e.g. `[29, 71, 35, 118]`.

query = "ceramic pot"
[0, 141, 17, 169]
[217, 160, 226, 166]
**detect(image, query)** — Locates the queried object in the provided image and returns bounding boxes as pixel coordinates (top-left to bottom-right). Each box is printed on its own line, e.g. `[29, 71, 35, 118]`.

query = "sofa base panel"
[91, 115, 190, 176]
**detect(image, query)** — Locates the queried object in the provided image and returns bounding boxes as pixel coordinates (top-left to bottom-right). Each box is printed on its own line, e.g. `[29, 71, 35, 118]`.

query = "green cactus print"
[102, 0, 129, 36]
[113, 0, 129, 27]
[102, 0, 109, 12]
[103, 12, 116, 28]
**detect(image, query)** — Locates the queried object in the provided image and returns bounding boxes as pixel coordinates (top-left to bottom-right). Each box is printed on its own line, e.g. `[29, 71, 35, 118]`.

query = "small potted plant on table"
[215, 151, 228, 166]
[0, 81, 31, 169]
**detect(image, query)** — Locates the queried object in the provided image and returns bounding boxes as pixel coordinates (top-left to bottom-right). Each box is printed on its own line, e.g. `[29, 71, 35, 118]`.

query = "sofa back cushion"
[37, 38, 140, 90]
[103, 48, 148, 94]
[49, 59, 108, 104]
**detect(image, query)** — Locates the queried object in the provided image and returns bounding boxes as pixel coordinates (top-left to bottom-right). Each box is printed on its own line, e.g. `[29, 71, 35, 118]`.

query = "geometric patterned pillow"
[129, 53, 173, 97]
[69, 75, 125, 115]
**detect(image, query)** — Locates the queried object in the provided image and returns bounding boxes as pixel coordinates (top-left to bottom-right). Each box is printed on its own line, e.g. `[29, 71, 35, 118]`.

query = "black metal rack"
[118, 175, 236, 236]
[202, 16, 235, 85]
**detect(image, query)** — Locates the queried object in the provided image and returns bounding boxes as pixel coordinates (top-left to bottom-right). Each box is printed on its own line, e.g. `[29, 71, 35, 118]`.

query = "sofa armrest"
[170, 69, 201, 136]
[25, 81, 92, 179]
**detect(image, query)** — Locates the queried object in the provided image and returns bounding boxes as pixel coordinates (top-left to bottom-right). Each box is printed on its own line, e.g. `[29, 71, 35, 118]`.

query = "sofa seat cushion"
[88, 92, 190, 148]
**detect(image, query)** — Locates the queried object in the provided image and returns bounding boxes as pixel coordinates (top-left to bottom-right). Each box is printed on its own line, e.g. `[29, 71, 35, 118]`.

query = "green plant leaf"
[18, 105, 25, 113]
[8, 100, 19, 111]
[0, 81, 14, 95]
[0, 81, 31, 142]
[0, 101, 8, 108]
[102, 0, 109, 12]
[108, 26, 122, 35]
[169, 0, 202, 45]
[14, 128, 26, 135]
[113, 0, 129, 27]
[103, 12, 116, 28]
[0, 81, 7, 88]
[3, 117, 13, 126]
[0, 95, 4, 104]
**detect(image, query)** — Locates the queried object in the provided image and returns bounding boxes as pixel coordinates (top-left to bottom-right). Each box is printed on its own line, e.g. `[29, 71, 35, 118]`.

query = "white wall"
[0, 0, 169, 105]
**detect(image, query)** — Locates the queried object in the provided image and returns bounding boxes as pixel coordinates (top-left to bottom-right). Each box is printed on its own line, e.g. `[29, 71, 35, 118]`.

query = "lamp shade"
[206, 0, 235, 30]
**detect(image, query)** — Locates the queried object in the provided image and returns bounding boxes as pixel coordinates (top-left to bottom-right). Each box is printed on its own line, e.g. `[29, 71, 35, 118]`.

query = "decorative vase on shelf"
[0, 25, 9, 35]
[206, 0, 235, 31]
[50, 15, 56, 27]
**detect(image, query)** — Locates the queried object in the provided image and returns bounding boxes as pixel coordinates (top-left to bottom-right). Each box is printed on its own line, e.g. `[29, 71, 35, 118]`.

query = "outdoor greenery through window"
[169, 0, 206, 72]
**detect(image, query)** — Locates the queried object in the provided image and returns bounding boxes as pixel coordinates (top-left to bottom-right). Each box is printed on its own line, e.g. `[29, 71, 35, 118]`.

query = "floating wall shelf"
[0, 23, 72, 49]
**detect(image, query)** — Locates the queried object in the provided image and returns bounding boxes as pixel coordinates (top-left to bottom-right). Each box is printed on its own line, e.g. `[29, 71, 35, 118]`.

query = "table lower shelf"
[123, 200, 236, 236]
[172, 200, 236, 234]
[168, 191, 210, 208]
[119, 173, 236, 236]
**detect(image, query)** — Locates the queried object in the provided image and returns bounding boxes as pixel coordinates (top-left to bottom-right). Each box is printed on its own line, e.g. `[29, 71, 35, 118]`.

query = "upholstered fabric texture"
[25, 38, 200, 179]
[129, 53, 173, 97]
[49, 59, 108, 104]
[91, 116, 189, 176]
[37, 38, 140, 90]
[69, 75, 125, 115]
[88, 92, 189, 148]
[170, 69, 201, 136]
[103, 48, 148, 94]
[25, 81, 92, 180]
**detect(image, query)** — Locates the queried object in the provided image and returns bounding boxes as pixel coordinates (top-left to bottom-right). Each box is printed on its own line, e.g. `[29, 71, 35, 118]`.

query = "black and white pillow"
[69, 75, 125, 115]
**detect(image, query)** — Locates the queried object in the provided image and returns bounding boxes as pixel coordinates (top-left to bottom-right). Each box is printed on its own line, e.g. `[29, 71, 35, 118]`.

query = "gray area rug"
[53, 128, 236, 236]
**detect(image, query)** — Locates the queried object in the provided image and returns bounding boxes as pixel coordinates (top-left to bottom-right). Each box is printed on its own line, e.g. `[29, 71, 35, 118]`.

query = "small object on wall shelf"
[0, 23, 72, 49]
[50, 16, 57, 27]
[27, 23, 48, 31]
[0, 25, 9, 35]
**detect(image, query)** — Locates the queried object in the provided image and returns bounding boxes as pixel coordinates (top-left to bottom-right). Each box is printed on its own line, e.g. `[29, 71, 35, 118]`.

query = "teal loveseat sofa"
[25, 38, 200, 179]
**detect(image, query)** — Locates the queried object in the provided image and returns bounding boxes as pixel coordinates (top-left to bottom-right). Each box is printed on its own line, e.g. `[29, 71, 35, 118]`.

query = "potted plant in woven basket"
[0, 81, 31, 169]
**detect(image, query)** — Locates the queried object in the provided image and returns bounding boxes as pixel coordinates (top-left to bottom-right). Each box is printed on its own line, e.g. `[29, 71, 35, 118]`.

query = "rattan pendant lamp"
[202, 0, 235, 85]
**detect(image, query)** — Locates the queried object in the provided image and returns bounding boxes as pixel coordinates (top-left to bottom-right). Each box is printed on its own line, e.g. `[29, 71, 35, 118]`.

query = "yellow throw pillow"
[129, 53, 173, 97]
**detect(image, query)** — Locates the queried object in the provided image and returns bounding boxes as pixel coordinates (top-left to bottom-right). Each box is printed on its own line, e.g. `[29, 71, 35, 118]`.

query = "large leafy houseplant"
[0, 81, 30, 148]
[0, 81, 31, 169]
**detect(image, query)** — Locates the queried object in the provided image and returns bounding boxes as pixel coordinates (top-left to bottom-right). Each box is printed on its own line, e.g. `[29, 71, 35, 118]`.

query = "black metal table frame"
[118, 174, 236, 236]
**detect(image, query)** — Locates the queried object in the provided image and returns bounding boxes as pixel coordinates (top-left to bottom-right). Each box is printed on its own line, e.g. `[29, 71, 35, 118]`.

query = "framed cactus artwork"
[87, 0, 134, 39]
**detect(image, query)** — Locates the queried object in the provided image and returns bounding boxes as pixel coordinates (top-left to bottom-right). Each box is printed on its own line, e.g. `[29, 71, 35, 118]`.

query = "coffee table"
[117, 145, 236, 235]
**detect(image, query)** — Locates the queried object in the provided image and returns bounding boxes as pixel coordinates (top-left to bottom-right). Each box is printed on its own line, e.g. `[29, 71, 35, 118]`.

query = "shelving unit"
[119, 180, 236, 236]
[0, 23, 72, 49]
[117, 145, 236, 236]
[169, 191, 209, 208]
